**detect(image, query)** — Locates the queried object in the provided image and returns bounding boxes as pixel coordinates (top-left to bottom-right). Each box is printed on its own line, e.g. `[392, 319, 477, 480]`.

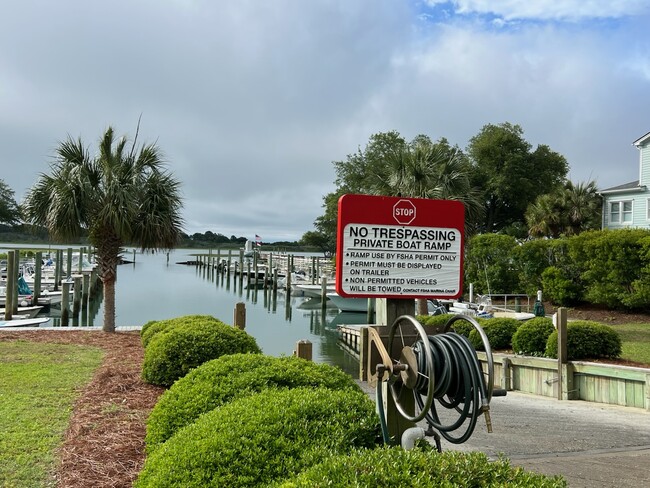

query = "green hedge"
[141, 318, 261, 386]
[273, 446, 566, 488]
[511, 317, 555, 356]
[134, 387, 380, 488]
[140, 315, 221, 347]
[463, 229, 650, 312]
[545, 320, 622, 360]
[145, 353, 360, 452]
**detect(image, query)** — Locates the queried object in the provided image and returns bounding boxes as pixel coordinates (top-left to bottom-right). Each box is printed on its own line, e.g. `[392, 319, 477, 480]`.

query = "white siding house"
[600, 131, 650, 229]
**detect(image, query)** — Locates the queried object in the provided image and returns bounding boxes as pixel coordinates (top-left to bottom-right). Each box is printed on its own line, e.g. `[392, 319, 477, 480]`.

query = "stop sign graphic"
[393, 199, 416, 224]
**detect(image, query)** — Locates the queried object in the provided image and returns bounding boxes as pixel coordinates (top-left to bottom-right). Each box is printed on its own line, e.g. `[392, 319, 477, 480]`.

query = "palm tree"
[23, 125, 184, 332]
[526, 180, 601, 238]
[525, 193, 563, 238]
[562, 180, 601, 235]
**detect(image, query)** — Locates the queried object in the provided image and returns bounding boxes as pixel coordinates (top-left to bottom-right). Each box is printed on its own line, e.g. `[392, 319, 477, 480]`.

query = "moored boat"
[0, 316, 50, 328]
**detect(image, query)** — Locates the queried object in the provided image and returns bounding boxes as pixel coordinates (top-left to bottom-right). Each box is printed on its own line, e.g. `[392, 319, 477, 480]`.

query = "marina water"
[8, 246, 365, 376]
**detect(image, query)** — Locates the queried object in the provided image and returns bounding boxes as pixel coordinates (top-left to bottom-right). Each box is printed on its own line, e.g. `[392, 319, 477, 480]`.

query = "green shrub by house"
[134, 387, 380, 488]
[141, 319, 261, 386]
[272, 446, 566, 488]
[545, 320, 622, 360]
[140, 314, 221, 347]
[145, 353, 360, 452]
[469, 317, 520, 351]
[511, 317, 555, 356]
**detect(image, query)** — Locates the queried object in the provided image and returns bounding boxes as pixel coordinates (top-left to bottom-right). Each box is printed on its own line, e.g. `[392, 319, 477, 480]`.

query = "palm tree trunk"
[416, 298, 428, 315]
[102, 277, 116, 332]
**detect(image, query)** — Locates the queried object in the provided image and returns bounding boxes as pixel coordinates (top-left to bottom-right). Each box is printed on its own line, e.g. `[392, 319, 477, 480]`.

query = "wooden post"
[73, 276, 82, 316]
[295, 340, 312, 360]
[12, 249, 19, 314]
[286, 263, 292, 293]
[557, 307, 569, 400]
[78, 247, 84, 273]
[54, 249, 62, 291]
[320, 276, 328, 301]
[34, 251, 42, 305]
[61, 281, 71, 326]
[4, 250, 15, 320]
[82, 273, 90, 305]
[501, 357, 512, 391]
[66, 248, 73, 278]
[233, 302, 246, 329]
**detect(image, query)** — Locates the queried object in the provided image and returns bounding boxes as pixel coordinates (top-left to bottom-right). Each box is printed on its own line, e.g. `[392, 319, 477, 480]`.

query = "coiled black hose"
[411, 332, 489, 444]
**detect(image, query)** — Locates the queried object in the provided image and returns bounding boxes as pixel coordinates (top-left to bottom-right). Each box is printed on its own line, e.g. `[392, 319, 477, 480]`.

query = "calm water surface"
[9, 247, 365, 375]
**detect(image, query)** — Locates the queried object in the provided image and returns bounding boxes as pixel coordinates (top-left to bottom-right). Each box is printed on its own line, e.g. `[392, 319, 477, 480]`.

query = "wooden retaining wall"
[339, 324, 650, 411]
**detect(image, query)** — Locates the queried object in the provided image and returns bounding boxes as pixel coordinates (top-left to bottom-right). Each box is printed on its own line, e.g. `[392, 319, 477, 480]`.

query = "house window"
[609, 200, 632, 224]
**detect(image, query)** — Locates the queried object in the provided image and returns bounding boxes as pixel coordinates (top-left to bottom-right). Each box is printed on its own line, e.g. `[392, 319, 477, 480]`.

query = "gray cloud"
[1, 1, 649, 241]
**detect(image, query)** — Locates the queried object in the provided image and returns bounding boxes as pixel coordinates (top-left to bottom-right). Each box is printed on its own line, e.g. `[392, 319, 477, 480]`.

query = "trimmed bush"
[273, 446, 566, 488]
[145, 353, 361, 452]
[134, 387, 380, 488]
[469, 317, 520, 351]
[545, 320, 622, 360]
[511, 317, 555, 356]
[141, 319, 262, 386]
[140, 315, 221, 348]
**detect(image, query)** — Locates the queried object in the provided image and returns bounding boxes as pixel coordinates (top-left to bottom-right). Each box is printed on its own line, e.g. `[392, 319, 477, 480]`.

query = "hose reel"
[375, 314, 504, 449]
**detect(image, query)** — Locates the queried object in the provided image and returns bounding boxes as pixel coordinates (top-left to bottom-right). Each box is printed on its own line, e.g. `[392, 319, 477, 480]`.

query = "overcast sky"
[2, 1, 649, 242]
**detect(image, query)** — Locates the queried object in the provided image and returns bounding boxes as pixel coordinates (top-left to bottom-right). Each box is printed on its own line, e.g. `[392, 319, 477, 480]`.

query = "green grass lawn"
[0, 341, 103, 487]
[615, 323, 650, 365]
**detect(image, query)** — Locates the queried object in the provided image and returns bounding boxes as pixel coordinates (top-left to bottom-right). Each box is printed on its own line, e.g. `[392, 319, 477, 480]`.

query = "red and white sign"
[336, 194, 464, 299]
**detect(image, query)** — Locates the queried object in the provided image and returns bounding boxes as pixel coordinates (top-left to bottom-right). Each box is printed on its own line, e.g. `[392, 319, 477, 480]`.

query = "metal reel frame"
[387, 314, 435, 422]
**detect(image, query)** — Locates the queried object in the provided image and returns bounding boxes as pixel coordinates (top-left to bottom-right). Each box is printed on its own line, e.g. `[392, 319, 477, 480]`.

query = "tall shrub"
[578, 229, 650, 309]
[464, 234, 519, 294]
[514, 238, 554, 295]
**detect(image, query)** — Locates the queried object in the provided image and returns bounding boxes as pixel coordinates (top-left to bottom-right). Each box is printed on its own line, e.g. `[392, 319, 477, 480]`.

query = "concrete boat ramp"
[358, 379, 650, 488]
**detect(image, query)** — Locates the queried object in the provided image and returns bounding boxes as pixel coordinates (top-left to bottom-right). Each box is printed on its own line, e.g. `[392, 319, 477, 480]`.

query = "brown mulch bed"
[1, 305, 649, 487]
[0, 330, 164, 488]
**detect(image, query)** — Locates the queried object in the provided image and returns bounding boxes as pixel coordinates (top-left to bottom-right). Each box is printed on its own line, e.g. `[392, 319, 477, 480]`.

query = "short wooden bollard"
[233, 302, 246, 329]
[294, 340, 312, 361]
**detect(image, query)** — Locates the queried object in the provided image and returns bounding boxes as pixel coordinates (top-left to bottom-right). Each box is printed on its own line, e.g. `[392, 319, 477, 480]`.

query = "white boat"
[294, 283, 336, 298]
[448, 296, 534, 321]
[326, 292, 368, 312]
[0, 305, 44, 318]
[491, 309, 536, 321]
[0, 316, 50, 328]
